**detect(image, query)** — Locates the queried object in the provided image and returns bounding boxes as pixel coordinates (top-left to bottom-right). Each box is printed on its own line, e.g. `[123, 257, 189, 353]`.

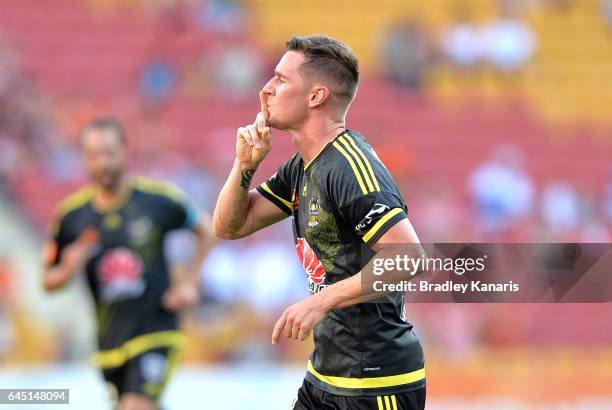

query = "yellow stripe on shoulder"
[332, 141, 368, 195]
[344, 134, 380, 191]
[132, 176, 185, 202]
[56, 187, 94, 217]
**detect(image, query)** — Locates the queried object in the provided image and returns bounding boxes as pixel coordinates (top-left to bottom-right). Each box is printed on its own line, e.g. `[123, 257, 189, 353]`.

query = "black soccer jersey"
[46, 177, 199, 367]
[257, 130, 425, 397]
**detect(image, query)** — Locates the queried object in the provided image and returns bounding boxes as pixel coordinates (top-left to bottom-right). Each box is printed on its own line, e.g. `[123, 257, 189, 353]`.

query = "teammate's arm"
[162, 213, 216, 311]
[213, 93, 288, 239]
[272, 218, 421, 344]
[43, 229, 98, 292]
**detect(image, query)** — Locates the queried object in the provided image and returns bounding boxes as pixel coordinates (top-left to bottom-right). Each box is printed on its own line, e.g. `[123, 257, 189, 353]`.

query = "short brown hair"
[286, 35, 359, 109]
[80, 117, 127, 146]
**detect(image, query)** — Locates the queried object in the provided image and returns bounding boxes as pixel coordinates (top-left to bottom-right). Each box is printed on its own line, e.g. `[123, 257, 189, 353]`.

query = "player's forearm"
[43, 265, 75, 291]
[213, 160, 258, 238]
[185, 215, 215, 285]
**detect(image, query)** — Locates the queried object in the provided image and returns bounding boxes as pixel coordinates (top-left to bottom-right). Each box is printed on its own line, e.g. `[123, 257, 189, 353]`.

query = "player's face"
[81, 129, 126, 190]
[262, 51, 311, 130]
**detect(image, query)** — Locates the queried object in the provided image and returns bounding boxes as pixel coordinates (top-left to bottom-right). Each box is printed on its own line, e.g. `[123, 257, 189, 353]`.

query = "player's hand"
[236, 91, 272, 168]
[62, 228, 98, 277]
[162, 281, 200, 312]
[271, 294, 329, 345]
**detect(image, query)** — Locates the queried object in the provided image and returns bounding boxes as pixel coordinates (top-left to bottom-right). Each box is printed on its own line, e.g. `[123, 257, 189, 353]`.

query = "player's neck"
[92, 176, 131, 213]
[292, 119, 345, 165]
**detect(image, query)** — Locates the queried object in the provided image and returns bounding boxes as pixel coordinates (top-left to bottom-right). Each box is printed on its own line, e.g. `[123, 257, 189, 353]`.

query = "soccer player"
[43, 118, 214, 410]
[213, 35, 426, 409]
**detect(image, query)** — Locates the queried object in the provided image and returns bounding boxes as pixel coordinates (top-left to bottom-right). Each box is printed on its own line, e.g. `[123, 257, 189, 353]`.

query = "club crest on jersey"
[129, 217, 153, 246]
[97, 247, 145, 302]
[296, 238, 327, 294]
[355, 203, 391, 233]
[308, 196, 320, 227]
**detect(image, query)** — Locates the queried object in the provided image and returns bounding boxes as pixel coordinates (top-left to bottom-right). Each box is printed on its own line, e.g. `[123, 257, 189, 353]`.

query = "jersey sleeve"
[44, 212, 72, 268]
[161, 187, 200, 231]
[255, 156, 296, 215]
[339, 192, 407, 246]
[329, 134, 408, 246]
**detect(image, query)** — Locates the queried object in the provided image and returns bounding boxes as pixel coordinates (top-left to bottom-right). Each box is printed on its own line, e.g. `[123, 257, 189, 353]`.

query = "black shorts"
[101, 345, 181, 402]
[292, 380, 426, 410]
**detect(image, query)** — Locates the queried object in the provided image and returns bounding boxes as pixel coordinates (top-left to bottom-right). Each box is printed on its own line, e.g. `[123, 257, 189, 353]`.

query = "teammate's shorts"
[292, 379, 426, 410]
[101, 345, 182, 402]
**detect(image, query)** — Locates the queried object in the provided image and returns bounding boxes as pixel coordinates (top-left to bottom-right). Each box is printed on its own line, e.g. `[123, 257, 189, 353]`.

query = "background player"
[213, 35, 426, 409]
[43, 117, 214, 410]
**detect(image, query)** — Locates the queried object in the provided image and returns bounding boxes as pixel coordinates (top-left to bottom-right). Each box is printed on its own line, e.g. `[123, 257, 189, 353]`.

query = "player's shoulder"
[131, 176, 186, 203]
[55, 186, 94, 220]
[325, 130, 387, 196]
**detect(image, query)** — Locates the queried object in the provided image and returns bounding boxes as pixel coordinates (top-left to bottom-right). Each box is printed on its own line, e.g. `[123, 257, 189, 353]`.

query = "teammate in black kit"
[43, 118, 214, 410]
[213, 35, 426, 409]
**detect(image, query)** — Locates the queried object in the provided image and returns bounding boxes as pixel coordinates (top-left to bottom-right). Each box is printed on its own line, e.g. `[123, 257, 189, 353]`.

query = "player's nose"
[261, 78, 274, 95]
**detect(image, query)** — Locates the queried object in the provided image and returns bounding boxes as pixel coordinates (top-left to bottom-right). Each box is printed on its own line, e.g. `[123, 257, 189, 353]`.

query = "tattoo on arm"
[240, 169, 256, 189]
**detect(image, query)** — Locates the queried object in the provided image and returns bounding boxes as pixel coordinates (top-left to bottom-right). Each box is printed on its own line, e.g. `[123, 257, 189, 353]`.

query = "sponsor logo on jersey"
[355, 203, 390, 233]
[98, 247, 145, 302]
[296, 238, 327, 294]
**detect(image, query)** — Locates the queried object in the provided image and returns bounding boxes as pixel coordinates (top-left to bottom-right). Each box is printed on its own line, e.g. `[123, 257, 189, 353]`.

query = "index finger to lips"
[259, 91, 269, 121]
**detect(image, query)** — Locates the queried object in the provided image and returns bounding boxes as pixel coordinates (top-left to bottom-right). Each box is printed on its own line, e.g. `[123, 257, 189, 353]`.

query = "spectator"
[540, 182, 580, 239]
[139, 59, 177, 104]
[443, 10, 484, 69]
[481, 2, 537, 72]
[381, 21, 436, 91]
[206, 42, 264, 100]
[468, 144, 535, 238]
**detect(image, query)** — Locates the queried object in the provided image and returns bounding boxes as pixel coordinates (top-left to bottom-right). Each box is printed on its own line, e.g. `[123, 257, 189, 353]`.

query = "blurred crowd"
[0, 0, 610, 365]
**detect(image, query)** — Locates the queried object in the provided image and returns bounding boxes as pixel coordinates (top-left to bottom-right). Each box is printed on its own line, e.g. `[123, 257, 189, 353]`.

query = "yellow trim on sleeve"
[132, 176, 185, 203]
[260, 182, 292, 211]
[377, 396, 384, 410]
[384, 396, 391, 409]
[362, 208, 404, 243]
[57, 187, 94, 216]
[345, 134, 380, 191]
[391, 395, 398, 410]
[94, 331, 185, 369]
[339, 136, 375, 193]
[307, 360, 425, 389]
[332, 141, 368, 195]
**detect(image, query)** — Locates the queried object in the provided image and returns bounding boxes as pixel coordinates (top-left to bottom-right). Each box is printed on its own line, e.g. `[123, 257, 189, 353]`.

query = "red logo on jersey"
[97, 247, 145, 302]
[99, 247, 143, 284]
[296, 238, 326, 287]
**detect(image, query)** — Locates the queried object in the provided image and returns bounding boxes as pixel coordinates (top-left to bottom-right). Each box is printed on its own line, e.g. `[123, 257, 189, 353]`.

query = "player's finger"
[298, 326, 307, 341]
[284, 314, 294, 339]
[255, 112, 265, 134]
[291, 321, 300, 340]
[271, 311, 287, 345]
[238, 127, 253, 146]
[259, 90, 269, 122]
[246, 124, 261, 149]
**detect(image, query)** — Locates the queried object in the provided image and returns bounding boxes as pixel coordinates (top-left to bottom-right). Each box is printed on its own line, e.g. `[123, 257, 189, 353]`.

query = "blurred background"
[0, 0, 611, 408]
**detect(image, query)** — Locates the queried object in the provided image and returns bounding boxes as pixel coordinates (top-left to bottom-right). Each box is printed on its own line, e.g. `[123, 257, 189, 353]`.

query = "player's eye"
[277, 75, 284, 83]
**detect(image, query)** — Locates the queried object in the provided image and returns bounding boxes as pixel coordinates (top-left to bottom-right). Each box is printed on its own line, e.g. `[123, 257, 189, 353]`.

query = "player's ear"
[308, 85, 330, 108]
